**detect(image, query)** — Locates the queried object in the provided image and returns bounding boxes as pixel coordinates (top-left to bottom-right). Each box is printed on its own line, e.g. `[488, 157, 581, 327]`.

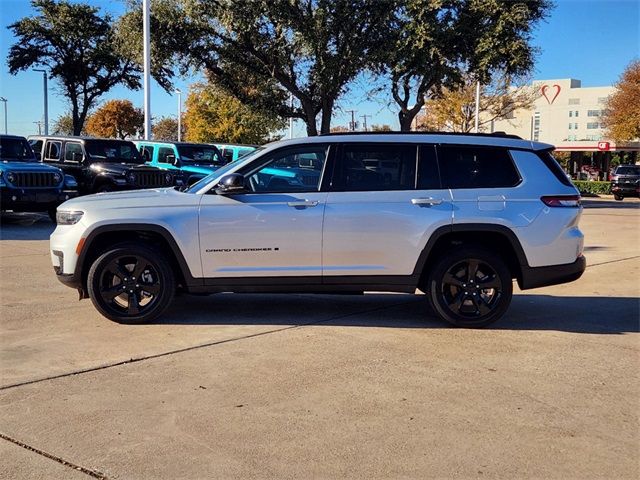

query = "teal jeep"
[134, 141, 225, 185]
[214, 144, 257, 164]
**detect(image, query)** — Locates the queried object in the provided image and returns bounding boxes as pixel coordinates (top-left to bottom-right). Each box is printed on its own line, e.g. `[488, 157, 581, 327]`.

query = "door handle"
[287, 200, 319, 208]
[411, 197, 443, 206]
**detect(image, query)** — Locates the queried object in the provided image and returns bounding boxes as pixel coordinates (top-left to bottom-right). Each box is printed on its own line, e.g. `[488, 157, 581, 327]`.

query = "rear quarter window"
[437, 146, 520, 189]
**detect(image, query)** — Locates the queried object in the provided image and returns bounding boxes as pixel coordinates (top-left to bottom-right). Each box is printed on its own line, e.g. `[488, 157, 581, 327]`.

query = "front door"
[198, 144, 330, 280]
[322, 143, 453, 278]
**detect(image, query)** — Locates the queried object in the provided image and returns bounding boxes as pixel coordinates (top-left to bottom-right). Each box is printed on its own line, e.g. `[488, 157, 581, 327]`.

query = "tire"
[425, 246, 512, 328]
[95, 183, 114, 193]
[87, 243, 175, 324]
[614, 194, 624, 201]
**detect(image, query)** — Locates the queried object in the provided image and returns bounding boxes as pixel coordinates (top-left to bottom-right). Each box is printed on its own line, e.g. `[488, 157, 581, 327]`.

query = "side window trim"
[44, 140, 62, 161]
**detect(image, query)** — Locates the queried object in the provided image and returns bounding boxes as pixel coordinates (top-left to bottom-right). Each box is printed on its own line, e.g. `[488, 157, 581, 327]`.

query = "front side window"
[29, 140, 43, 157]
[438, 146, 520, 189]
[140, 146, 154, 162]
[45, 141, 62, 161]
[157, 147, 174, 164]
[333, 144, 416, 191]
[243, 145, 327, 193]
[64, 142, 83, 162]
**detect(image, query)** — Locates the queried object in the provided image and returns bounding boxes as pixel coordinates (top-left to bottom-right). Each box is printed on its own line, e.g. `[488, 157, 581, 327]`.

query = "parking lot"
[0, 197, 638, 479]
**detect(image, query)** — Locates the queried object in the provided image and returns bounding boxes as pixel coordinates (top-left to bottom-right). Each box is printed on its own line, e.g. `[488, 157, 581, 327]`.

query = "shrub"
[573, 180, 611, 195]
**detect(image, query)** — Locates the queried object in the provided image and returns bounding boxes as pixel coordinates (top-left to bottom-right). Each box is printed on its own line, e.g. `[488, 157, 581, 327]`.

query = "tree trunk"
[301, 100, 318, 136]
[398, 111, 414, 132]
[71, 100, 82, 136]
[319, 98, 334, 134]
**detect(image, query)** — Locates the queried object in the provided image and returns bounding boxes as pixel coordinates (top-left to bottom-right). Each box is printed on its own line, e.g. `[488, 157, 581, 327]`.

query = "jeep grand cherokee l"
[50, 133, 586, 327]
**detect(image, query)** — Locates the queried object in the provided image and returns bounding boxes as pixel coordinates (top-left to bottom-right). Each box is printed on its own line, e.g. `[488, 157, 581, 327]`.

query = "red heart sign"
[541, 84, 561, 104]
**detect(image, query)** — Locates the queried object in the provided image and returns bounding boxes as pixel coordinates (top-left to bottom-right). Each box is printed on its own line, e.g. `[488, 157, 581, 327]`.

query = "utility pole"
[0, 97, 7, 134]
[33, 70, 48, 135]
[142, 0, 151, 140]
[175, 89, 182, 142]
[360, 114, 372, 132]
[474, 81, 481, 133]
[34, 121, 43, 135]
[346, 109, 357, 131]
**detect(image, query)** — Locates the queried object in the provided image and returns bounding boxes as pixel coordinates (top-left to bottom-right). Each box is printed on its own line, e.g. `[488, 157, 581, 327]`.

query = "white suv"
[50, 133, 585, 327]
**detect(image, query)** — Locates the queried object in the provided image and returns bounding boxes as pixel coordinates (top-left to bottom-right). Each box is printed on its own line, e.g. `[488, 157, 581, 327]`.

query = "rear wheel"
[87, 243, 175, 323]
[426, 247, 512, 328]
[614, 193, 624, 201]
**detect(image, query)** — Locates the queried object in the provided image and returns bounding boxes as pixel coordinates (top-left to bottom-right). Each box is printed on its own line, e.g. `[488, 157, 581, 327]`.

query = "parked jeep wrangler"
[50, 132, 586, 327]
[29, 136, 178, 194]
[135, 140, 224, 186]
[1, 134, 77, 221]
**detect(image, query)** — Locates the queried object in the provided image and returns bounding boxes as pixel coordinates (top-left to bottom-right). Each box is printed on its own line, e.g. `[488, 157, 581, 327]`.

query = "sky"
[0, 0, 639, 138]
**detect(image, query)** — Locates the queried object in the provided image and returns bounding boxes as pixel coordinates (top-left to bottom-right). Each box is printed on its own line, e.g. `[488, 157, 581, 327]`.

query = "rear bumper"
[519, 255, 586, 290]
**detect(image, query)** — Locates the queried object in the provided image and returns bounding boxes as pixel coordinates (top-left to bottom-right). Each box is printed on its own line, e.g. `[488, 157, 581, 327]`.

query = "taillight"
[541, 195, 581, 207]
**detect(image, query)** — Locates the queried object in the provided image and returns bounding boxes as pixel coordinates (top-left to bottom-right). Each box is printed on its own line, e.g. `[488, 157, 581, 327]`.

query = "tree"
[7, 0, 140, 135]
[184, 82, 285, 144]
[330, 126, 350, 133]
[51, 113, 83, 135]
[131, 0, 397, 136]
[85, 100, 143, 139]
[152, 116, 182, 142]
[377, 0, 550, 130]
[416, 74, 536, 132]
[371, 124, 393, 132]
[602, 60, 640, 142]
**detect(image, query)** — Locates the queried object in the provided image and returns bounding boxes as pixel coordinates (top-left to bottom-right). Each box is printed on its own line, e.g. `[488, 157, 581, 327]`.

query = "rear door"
[322, 143, 453, 278]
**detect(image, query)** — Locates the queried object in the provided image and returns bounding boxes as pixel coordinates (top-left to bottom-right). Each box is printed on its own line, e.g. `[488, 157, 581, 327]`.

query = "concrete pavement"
[0, 198, 638, 479]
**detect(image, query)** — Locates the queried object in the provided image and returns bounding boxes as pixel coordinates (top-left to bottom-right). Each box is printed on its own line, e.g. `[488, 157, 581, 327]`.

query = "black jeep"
[1, 134, 78, 221]
[610, 164, 640, 201]
[28, 136, 179, 194]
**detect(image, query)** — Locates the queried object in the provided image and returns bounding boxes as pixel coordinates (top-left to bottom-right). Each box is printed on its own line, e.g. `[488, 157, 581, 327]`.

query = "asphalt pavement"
[0, 196, 638, 479]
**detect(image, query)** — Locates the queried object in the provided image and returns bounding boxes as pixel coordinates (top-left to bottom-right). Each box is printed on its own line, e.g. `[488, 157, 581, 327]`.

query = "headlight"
[56, 210, 84, 225]
[6, 172, 16, 184]
[64, 175, 78, 187]
[127, 172, 137, 183]
[165, 173, 172, 184]
[53, 173, 62, 184]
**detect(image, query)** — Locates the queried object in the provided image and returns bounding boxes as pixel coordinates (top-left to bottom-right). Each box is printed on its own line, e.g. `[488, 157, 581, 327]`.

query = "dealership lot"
[1, 197, 638, 479]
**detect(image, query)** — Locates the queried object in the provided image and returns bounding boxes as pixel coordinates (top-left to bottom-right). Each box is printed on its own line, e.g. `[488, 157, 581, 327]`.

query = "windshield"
[616, 165, 640, 175]
[177, 145, 223, 165]
[185, 147, 265, 193]
[0, 137, 37, 161]
[85, 141, 143, 164]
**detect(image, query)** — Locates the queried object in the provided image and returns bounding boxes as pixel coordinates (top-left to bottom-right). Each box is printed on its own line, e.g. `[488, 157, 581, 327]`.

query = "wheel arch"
[76, 223, 199, 296]
[414, 224, 529, 289]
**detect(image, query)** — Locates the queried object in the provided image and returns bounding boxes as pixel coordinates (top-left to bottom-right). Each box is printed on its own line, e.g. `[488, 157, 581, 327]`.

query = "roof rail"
[318, 131, 523, 140]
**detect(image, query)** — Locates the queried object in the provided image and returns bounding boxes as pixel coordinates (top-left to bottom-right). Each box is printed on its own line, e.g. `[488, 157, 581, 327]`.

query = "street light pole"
[0, 97, 7, 134]
[33, 69, 49, 134]
[143, 0, 152, 140]
[175, 89, 182, 142]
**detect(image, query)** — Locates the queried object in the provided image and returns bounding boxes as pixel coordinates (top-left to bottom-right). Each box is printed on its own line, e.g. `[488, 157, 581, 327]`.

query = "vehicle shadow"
[582, 199, 639, 209]
[0, 213, 55, 241]
[159, 293, 639, 334]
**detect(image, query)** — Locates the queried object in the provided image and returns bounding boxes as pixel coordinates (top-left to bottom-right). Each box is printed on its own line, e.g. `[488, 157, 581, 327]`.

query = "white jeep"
[50, 132, 585, 327]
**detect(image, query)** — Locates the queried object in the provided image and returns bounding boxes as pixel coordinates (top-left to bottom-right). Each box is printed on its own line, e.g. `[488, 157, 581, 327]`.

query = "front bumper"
[611, 182, 639, 196]
[1, 187, 78, 212]
[518, 255, 586, 290]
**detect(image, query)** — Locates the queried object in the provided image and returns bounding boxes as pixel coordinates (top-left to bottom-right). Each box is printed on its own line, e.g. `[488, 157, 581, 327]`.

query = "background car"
[1, 134, 77, 221]
[610, 164, 640, 201]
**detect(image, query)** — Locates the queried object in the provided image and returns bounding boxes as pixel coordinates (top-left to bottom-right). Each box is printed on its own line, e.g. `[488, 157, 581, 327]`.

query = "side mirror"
[215, 173, 246, 195]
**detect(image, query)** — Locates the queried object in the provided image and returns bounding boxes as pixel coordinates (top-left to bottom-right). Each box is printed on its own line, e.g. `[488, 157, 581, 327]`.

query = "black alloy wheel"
[426, 247, 512, 328]
[87, 243, 175, 323]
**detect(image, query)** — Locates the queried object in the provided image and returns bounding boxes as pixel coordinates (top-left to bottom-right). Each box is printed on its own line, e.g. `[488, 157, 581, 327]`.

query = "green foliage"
[602, 60, 640, 142]
[51, 113, 81, 135]
[573, 181, 611, 195]
[7, 0, 140, 135]
[378, 0, 551, 130]
[184, 82, 285, 144]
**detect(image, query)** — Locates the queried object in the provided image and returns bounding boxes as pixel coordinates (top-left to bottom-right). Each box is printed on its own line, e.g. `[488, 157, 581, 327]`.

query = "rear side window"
[537, 150, 573, 186]
[44, 141, 62, 161]
[140, 145, 154, 162]
[438, 146, 520, 189]
[334, 144, 416, 191]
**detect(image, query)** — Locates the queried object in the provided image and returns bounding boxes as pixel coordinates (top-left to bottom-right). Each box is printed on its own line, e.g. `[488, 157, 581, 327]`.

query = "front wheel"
[425, 247, 512, 328]
[614, 194, 624, 201]
[87, 243, 175, 323]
